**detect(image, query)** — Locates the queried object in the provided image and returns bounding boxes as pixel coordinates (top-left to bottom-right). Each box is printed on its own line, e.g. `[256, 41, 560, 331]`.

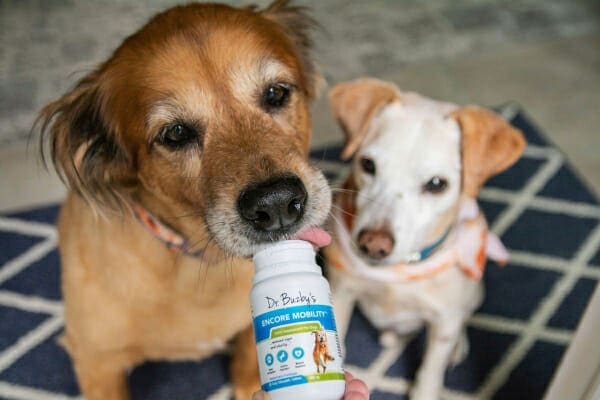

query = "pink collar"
[132, 205, 205, 258]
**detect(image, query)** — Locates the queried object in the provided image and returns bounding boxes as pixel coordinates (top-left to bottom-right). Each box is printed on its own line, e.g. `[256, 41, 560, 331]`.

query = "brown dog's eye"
[159, 123, 197, 149]
[423, 176, 448, 194]
[360, 157, 376, 175]
[262, 83, 291, 111]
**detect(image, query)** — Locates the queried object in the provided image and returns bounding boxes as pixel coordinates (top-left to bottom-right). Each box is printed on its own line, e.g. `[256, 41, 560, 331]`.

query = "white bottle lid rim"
[252, 240, 319, 283]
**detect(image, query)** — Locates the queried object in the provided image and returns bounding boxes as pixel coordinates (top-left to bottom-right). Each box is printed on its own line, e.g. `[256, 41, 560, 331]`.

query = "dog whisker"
[331, 188, 389, 207]
[226, 256, 235, 288]
[331, 203, 357, 219]
[167, 211, 207, 221]
[196, 237, 216, 292]
[327, 210, 362, 256]
[330, 188, 359, 194]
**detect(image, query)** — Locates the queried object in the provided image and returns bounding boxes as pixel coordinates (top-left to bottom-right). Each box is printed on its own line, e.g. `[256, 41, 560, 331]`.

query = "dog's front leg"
[410, 319, 463, 400]
[71, 351, 133, 400]
[231, 325, 261, 400]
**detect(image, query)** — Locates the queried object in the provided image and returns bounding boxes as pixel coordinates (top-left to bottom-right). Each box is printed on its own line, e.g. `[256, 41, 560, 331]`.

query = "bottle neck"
[252, 240, 321, 284]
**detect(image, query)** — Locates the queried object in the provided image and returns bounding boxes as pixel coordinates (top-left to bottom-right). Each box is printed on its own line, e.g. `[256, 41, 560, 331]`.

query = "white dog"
[324, 78, 526, 400]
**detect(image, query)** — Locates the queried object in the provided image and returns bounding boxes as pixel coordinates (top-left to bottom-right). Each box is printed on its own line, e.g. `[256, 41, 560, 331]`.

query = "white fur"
[329, 91, 483, 400]
[351, 93, 461, 264]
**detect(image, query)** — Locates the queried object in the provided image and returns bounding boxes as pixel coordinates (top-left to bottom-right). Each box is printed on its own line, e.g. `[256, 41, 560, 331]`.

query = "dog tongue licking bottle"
[251, 229, 346, 400]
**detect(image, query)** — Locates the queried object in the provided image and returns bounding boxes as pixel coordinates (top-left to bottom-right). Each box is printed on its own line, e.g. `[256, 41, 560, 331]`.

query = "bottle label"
[253, 299, 344, 392]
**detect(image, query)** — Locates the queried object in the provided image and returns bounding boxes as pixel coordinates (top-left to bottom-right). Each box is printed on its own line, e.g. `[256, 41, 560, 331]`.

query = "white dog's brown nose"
[358, 229, 394, 260]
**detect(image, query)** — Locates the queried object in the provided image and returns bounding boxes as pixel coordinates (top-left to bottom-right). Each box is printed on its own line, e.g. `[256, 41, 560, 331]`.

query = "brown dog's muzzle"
[238, 176, 307, 232]
[358, 228, 395, 260]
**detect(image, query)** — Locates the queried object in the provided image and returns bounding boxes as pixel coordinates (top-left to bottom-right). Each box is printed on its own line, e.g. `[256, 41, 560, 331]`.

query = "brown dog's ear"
[329, 78, 399, 160]
[37, 72, 135, 210]
[451, 106, 526, 197]
[262, 0, 320, 99]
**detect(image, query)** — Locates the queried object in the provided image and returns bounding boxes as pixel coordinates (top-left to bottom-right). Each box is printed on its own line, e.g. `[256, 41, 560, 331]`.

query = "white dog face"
[350, 95, 462, 264]
[329, 78, 525, 265]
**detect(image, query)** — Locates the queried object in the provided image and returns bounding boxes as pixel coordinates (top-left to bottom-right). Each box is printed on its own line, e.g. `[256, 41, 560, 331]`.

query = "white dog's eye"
[360, 157, 376, 175]
[423, 176, 448, 194]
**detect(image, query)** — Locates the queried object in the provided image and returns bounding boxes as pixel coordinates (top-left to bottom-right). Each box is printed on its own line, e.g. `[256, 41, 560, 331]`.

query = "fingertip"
[344, 392, 368, 400]
[346, 379, 369, 397]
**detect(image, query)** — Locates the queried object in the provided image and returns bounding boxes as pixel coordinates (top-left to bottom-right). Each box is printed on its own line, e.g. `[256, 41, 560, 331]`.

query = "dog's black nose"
[238, 176, 307, 231]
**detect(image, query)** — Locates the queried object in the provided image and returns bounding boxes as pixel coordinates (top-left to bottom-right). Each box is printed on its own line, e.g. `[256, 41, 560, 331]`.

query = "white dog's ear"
[451, 106, 526, 197]
[329, 78, 399, 160]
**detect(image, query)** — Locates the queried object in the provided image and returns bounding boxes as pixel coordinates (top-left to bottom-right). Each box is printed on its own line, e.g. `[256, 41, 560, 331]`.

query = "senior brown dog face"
[40, 1, 330, 257]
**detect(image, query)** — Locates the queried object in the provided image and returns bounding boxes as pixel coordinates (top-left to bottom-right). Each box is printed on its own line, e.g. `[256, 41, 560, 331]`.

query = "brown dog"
[312, 330, 335, 374]
[36, 2, 331, 399]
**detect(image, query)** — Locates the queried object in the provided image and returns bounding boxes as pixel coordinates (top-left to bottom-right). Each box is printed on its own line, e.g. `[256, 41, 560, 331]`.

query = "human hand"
[251, 371, 369, 400]
[341, 372, 370, 400]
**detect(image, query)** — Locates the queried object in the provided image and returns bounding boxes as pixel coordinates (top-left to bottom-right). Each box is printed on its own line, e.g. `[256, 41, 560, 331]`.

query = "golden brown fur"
[37, 2, 331, 399]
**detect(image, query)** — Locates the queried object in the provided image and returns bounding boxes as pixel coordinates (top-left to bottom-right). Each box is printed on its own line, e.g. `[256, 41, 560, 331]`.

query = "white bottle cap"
[252, 240, 320, 284]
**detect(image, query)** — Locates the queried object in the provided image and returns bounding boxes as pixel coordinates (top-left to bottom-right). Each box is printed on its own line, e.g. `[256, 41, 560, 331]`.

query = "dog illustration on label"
[312, 330, 335, 373]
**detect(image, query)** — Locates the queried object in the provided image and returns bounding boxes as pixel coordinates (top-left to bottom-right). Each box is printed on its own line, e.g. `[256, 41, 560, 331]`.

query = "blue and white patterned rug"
[1, 106, 599, 400]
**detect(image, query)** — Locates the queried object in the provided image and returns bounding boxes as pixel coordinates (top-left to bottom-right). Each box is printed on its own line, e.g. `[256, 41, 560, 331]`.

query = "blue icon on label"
[265, 354, 274, 366]
[292, 347, 304, 359]
[277, 350, 288, 363]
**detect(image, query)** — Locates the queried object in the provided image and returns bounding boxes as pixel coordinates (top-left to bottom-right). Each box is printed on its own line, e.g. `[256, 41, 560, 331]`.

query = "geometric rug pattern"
[1, 106, 599, 399]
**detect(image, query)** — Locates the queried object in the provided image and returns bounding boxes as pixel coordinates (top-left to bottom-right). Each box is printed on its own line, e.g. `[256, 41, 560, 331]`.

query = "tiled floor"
[1, 0, 599, 211]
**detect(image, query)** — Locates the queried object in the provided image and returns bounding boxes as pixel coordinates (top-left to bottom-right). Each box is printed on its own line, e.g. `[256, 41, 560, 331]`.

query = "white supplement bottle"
[252, 240, 346, 400]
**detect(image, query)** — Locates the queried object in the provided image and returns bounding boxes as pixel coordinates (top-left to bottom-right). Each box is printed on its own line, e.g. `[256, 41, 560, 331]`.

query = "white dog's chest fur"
[330, 263, 482, 335]
[358, 267, 481, 333]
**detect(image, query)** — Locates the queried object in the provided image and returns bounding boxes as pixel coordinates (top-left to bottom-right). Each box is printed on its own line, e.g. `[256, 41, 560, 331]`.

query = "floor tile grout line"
[491, 149, 563, 236]
[355, 345, 407, 392]
[0, 381, 82, 400]
[205, 384, 231, 400]
[522, 144, 556, 159]
[368, 374, 411, 396]
[0, 217, 57, 238]
[369, 345, 407, 377]
[582, 268, 600, 279]
[524, 196, 600, 218]
[0, 290, 63, 316]
[0, 315, 64, 374]
[507, 249, 600, 279]
[441, 387, 480, 400]
[469, 314, 572, 345]
[0, 237, 57, 285]
[497, 103, 521, 122]
[476, 223, 600, 398]
[364, 371, 479, 400]
[346, 362, 417, 398]
[479, 188, 600, 219]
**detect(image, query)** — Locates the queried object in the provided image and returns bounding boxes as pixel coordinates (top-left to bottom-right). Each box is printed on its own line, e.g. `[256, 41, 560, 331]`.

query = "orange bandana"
[326, 196, 507, 283]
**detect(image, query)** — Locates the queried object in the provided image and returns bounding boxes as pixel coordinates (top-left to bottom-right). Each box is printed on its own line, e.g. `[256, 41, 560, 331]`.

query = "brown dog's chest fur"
[59, 194, 254, 362]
